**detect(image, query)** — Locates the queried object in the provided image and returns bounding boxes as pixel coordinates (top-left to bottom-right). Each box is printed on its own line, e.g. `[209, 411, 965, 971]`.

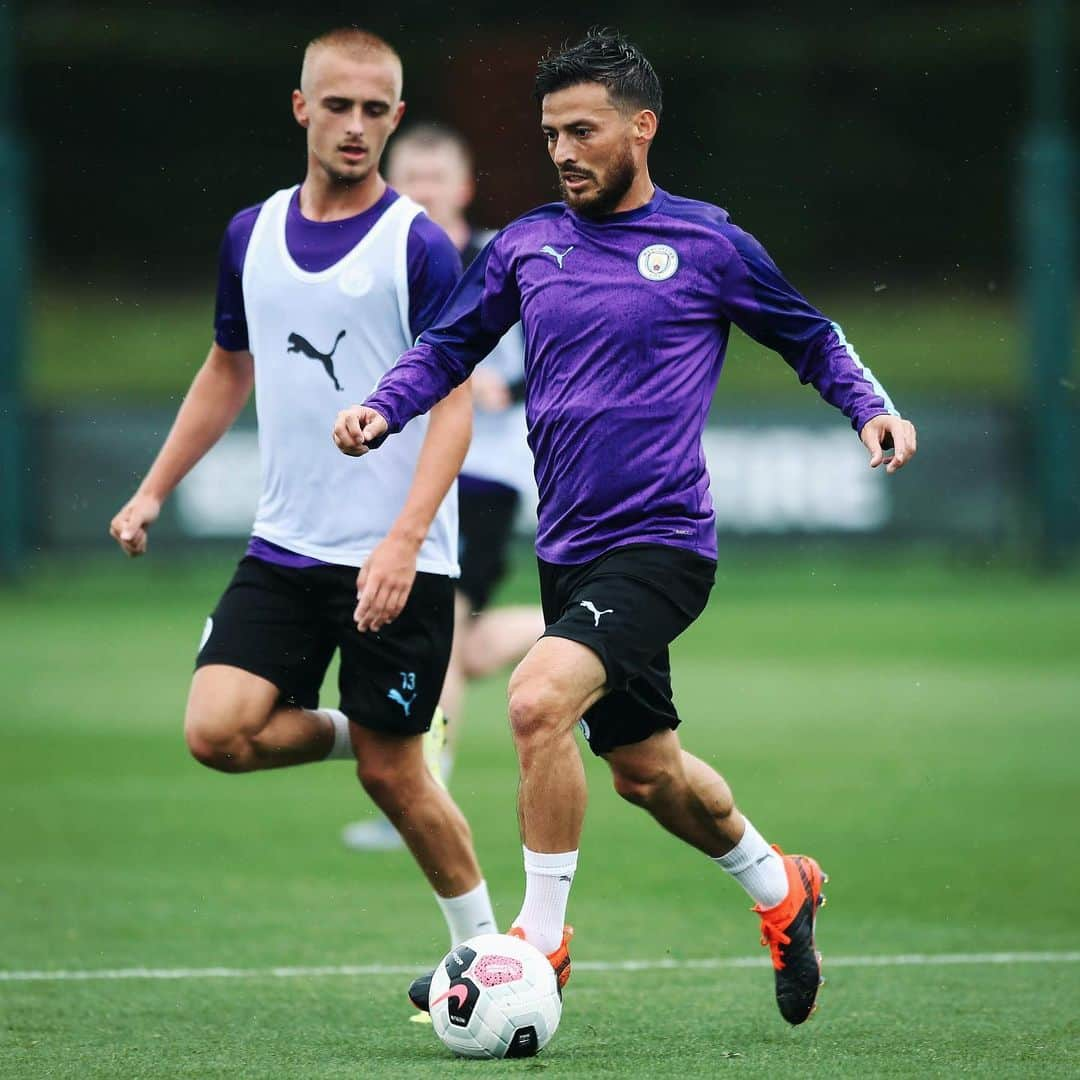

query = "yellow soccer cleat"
[422, 706, 450, 790]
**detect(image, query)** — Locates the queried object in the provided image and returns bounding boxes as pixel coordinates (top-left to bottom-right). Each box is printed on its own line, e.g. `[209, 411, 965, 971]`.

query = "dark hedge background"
[19, 1, 1075, 287]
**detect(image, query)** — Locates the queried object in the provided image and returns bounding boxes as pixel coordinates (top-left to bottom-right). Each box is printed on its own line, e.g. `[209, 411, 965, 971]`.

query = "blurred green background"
[6, 0, 1079, 564]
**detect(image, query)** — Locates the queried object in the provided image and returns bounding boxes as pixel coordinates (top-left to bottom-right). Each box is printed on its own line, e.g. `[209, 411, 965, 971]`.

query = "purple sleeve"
[407, 215, 463, 340]
[366, 232, 521, 434]
[714, 224, 897, 432]
[213, 203, 262, 352]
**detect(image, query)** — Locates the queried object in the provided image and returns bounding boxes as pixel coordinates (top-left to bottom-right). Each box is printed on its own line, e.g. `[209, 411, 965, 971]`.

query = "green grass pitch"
[2, 551, 1079, 1077]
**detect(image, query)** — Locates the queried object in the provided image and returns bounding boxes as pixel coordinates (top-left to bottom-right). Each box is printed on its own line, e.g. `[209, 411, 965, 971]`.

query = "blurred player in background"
[108, 28, 497, 952]
[344, 124, 543, 852]
[335, 29, 918, 1025]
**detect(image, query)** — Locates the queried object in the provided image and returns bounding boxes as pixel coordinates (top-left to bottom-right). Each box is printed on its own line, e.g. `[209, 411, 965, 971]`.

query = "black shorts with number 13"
[196, 556, 454, 736]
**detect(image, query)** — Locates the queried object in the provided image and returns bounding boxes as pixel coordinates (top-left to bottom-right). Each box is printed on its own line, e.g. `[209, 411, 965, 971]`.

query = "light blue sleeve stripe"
[830, 322, 899, 416]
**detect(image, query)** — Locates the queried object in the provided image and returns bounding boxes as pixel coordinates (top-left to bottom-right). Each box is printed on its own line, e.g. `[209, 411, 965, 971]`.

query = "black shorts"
[195, 556, 454, 737]
[457, 477, 520, 612]
[538, 544, 716, 756]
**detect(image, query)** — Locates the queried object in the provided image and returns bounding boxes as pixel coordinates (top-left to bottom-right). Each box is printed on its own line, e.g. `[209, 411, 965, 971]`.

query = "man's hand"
[109, 492, 162, 557]
[354, 533, 420, 633]
[860, 414, 918, 474]
[333, 406, 389, 457]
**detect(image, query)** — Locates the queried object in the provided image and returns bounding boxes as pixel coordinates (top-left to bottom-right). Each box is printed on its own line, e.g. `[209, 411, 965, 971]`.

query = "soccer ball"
[428, 933, 562, 1059]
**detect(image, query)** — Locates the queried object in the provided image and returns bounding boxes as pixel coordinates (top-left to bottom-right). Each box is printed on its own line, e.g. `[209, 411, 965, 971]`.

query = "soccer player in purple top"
[109, 28, 499, 957]
[334, 29, 918, 1025]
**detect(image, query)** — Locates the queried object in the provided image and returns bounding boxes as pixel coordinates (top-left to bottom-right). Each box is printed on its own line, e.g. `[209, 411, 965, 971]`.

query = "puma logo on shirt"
[287, 330, 346, 391]
[540, 244, 574, 269]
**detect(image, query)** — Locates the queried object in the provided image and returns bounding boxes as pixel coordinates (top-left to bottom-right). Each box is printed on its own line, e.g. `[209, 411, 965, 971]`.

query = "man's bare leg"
[184, 665, 347, 772]
[505, 636, 606, 953]
[507, 636, 605, 851]
[351, 724, 496, 942]
[605, 728, 828, 1025]
[605, 728, 793, 910]
[345, 596, 545, 852]
[186, 670, 495, 943]
[350, 725, 482, 897]
[603, 730, 745, 856]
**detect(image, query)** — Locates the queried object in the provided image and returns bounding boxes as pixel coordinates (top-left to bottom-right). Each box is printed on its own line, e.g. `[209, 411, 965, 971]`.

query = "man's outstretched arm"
[333, 231, 522, 456]
[713, 223, 917, 474]
[110, 343, 254, 554]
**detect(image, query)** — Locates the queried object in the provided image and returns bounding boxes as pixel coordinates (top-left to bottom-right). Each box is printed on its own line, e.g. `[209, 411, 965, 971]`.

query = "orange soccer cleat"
[508, 924, 573, 993]
[754, 846, 828, 1025]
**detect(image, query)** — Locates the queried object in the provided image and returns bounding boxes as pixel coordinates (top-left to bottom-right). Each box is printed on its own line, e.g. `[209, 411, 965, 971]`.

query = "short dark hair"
[534, 28, 662, 117]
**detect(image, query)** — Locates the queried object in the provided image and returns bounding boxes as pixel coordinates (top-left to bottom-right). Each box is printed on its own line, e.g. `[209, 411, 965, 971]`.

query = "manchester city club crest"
[637, 243, 679, 281]
[338, 261, 375, 297]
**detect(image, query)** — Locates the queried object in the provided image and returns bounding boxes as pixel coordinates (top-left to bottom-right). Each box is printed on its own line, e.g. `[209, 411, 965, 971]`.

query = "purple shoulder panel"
[213, 201, 263, 352]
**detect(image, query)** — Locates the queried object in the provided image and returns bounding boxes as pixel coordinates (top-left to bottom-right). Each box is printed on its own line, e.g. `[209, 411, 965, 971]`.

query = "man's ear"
[634, 108, 658, 144]
[388, 99, 407, 136]
[292, 88, 309, 129]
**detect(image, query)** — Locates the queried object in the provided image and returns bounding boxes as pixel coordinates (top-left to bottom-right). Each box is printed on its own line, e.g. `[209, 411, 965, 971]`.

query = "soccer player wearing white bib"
[108, 28, 496, 953]
[343, 124, 545, 853]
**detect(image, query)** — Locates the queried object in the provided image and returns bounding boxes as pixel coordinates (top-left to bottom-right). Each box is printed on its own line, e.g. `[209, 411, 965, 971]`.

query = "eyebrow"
[541, 107, 619, 128]
[543, 117, 592, 128]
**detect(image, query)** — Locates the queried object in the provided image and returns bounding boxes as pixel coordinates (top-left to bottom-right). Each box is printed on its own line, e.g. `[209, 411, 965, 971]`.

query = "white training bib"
[242, 187, 458, 573]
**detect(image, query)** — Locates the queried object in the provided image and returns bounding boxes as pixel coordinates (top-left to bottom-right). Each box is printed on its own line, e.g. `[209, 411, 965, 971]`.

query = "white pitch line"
[1, 951, 1078, 984]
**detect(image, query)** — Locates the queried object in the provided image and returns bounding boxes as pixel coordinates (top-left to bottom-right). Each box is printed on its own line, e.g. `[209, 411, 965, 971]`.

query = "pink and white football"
[427, 933, 562, 1058]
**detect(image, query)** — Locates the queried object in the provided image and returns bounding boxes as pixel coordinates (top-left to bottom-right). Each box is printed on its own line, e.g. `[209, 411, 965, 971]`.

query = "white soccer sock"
[512, 847, 578, 955]
[439, 750, 454, 787]
[316, 708, 354, 761]
[712, 819, 789, 909]
[436, 879, 497, 947]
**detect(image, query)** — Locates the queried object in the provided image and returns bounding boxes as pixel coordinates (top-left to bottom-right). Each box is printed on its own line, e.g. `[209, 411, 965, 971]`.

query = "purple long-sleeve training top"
[366, 186, 898, 566]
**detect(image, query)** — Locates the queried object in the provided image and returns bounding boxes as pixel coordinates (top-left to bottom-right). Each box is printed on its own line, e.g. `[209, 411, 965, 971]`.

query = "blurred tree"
[1, 0, 26, 576]
[16, 1, 1077, 289]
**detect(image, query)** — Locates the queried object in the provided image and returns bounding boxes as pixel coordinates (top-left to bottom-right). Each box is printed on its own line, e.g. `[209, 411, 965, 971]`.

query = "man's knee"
[506, 673, 571, 745]
[506, 637, 606, 747]
[185, 667, 281, 773]
[184, 709, 258, 773]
